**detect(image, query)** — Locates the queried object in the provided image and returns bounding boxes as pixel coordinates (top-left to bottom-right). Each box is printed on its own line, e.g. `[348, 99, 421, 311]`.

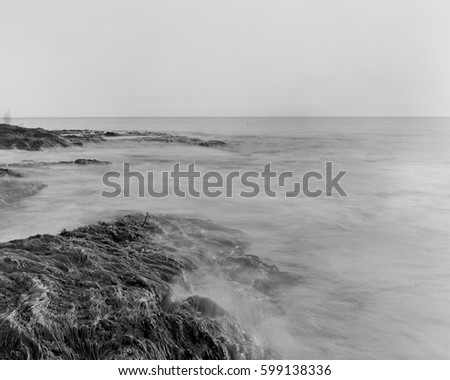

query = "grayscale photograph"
[0, 0, 449, 364]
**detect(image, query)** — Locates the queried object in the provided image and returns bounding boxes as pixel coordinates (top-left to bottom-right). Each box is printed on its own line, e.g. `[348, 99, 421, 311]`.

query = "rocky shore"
[0, 123, 225, 207]
[0, 123, 291, 360]
[5, 159, 112, 167]
[0, 168, 23, 178]
[0, 124, 72, 150]
[0, 214, 296, 359]
[0, 124, 226, 151]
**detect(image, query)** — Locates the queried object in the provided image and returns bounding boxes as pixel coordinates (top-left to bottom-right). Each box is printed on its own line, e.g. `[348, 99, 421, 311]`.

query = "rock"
[217, 249, 300, 296]
[0, 168, 23, 178]
[0, 214, 274, 360]
[57, 130, 106, 145]
[5, 159, 112, 167]
[0, 124, 70, 151]
[73, 159, 111, 165]
[0, 124, 226, 151]
[120, 133, 227, 147]
[103, 131, 120, 137]
[199, 139, 227, 147]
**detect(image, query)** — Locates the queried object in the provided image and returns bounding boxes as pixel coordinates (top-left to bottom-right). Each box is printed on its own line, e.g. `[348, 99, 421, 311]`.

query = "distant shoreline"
[0, 123, 227, 151]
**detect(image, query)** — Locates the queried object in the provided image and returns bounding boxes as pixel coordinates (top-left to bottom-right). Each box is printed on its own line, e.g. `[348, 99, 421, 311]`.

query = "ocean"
[1, 117, 449, 359]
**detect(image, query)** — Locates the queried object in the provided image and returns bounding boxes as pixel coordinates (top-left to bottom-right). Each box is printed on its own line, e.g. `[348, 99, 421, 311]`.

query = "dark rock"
[0, 124, 70, 151]
[0, 168, 23, 178]
[199, 139, 227, 147]
[0, 214, 272, 359]
[0, 124, 226, 151]
[73, 159, 111, 165]
[122, 133, 227, 147]
[103, 131, 120, 137]
[181, 295, 228, 318]
[218, 249, 300, 296]
[55, 129, 106, 145]
[5, 159, 111, 167]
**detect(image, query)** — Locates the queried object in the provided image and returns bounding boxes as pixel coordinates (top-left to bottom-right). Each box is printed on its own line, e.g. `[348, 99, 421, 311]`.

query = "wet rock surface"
[55, 129, 227, 148]
[108, 131, 227, 147]
[0, 214, 294, 359]
[0, 168, 23, 178]
[0, 124, 227, 151]
[5, 159, 112, 167]
[0, 124, 71, 150]
[72, 158, 111, 165]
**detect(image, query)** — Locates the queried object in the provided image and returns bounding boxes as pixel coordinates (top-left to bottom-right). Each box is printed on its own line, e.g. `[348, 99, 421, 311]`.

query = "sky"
[0, 0, 449, 117]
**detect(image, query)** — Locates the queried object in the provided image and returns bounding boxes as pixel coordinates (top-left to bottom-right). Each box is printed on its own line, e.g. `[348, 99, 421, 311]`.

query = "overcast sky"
[1, 0, 449, 117]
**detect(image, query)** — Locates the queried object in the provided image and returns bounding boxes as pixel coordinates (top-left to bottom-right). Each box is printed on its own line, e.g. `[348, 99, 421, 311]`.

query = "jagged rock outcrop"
[0, 124, 71, 150]
[0, 124, 227, 151]
[0, 214, 294, 359]
[4, 159, 111, 167]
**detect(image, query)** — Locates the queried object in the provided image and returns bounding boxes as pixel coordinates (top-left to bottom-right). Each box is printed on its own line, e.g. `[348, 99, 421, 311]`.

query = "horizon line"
[9, 115, 450, 119]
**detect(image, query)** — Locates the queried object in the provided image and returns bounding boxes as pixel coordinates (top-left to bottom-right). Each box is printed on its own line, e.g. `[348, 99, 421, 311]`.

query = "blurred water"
[1, 117, 449, 359]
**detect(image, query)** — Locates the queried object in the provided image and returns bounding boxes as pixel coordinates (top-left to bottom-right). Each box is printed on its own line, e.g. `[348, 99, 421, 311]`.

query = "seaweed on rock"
[0, 214, 290, 359]
[0, 124, 71, 150]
